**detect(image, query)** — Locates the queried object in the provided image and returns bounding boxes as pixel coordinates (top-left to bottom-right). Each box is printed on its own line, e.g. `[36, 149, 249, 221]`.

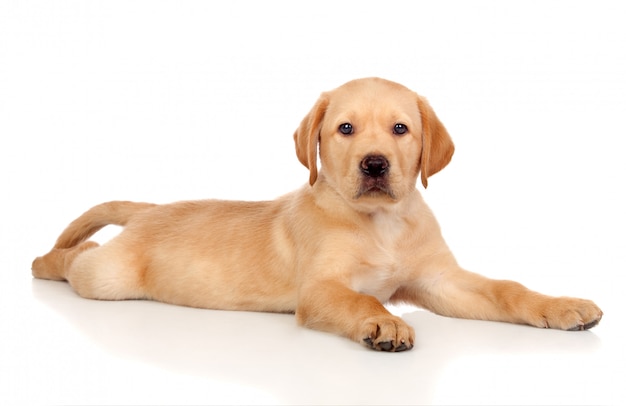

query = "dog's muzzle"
[357, 155, 394, 198]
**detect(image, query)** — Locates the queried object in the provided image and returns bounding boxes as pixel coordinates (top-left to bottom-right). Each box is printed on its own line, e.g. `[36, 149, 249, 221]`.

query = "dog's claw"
[395, 342, 409, 352]
[583, 318, 601, 330]
[567, 317, 601, 331]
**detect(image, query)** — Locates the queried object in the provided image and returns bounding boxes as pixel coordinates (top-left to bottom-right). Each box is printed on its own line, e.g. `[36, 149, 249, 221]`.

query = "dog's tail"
[53, 201, 157, 249]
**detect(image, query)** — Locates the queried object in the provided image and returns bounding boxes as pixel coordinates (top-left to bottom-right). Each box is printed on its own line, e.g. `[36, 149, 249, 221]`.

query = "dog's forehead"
[325, 78, 420, 120]
[330, 78, 414, 101]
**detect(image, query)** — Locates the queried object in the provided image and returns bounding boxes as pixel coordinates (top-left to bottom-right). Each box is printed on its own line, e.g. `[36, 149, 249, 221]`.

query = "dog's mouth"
[356, 176, 395, 199]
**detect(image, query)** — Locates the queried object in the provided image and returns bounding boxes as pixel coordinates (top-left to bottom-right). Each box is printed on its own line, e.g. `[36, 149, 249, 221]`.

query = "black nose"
[360, 155, 389, 178]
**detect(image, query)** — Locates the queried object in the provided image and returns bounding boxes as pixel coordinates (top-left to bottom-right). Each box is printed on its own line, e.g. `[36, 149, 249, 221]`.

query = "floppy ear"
[417, 95, 455, 188]
[293, 94, 329, 185]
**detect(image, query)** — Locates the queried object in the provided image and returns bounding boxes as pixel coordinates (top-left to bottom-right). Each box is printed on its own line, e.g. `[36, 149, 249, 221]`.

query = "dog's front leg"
[296, 280, 414, 351]
[393, 267, 603, 331]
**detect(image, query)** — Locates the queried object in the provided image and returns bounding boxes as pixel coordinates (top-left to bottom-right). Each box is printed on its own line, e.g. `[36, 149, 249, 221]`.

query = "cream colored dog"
[32, 77, 602, 352]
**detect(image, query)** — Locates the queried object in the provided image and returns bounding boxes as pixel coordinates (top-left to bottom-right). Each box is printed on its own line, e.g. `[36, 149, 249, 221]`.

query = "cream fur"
[32, 78, 602, 352]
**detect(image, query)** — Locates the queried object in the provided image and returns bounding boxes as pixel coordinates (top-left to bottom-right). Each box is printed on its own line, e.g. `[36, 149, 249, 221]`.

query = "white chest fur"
[350, 209, 407, 302]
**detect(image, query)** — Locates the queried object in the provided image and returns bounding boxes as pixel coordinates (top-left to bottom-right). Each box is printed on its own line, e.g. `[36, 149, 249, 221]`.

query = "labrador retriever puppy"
[32, 77, 602, 352]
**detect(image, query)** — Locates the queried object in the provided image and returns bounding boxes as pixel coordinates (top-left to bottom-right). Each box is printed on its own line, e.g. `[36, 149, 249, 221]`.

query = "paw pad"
[363, 337, 412, 352]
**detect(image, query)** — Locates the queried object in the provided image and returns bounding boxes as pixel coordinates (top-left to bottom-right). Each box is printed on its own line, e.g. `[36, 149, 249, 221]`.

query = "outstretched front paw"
[532, 297, 603, 331]
[360, 315, 415, 352]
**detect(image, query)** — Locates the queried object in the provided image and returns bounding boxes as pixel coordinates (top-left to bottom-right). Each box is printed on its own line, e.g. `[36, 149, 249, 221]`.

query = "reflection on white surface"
[7, 278, 613, 405]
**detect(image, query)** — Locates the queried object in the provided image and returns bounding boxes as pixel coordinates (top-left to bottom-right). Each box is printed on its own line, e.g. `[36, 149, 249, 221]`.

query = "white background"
[1, 1, 625, 404]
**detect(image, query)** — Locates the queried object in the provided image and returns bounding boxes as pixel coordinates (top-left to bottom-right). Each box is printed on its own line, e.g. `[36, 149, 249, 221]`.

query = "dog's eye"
[338, 123, 354, 135]
[393, 123, 408, 135]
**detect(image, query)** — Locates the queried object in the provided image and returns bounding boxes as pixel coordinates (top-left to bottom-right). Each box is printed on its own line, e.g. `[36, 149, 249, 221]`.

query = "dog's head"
[294, 77, 454, 207]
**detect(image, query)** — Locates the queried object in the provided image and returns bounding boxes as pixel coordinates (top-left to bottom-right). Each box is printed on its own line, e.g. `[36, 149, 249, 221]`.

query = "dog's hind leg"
[33, 241, 146, 301]
[67, 241, 148, 300]
[32, 241, 100, 281]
